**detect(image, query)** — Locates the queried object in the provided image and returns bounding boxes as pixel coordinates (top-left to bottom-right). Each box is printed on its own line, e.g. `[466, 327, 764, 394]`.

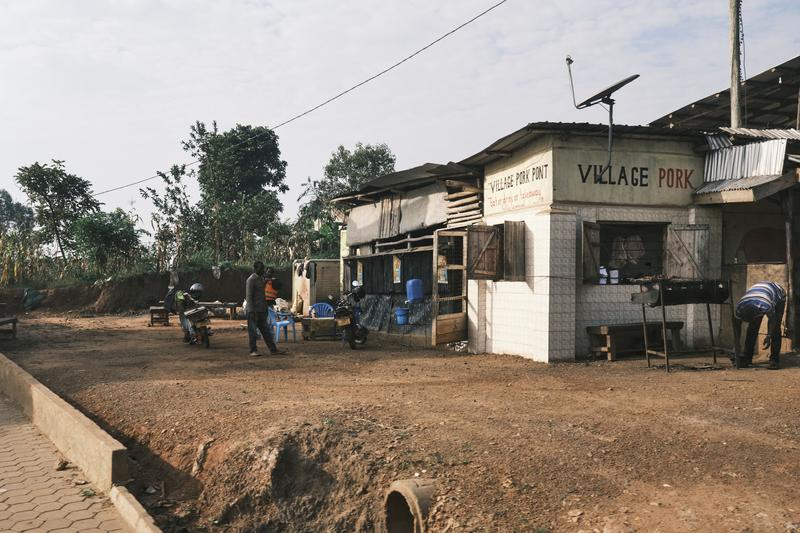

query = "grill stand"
[642, 283, 740, 372]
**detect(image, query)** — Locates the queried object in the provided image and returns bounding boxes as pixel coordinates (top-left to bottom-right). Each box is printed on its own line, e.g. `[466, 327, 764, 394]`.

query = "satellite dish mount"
[566, 56, 640, 179]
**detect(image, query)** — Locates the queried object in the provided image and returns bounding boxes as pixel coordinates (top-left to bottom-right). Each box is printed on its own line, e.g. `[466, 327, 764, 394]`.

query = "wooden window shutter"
[467, 225, 502, 280]
[582, 222, 601, 282]
[665, 224, 709, 280]
[503, 221, 526, 281]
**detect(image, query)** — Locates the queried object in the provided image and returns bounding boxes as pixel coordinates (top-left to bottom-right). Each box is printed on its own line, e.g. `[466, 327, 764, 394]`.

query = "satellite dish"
[577, 74, 640, 109]
[565, 56, 640, 179]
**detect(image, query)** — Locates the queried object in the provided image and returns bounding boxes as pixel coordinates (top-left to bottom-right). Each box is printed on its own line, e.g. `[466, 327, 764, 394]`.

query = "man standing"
[246, 261, 281, 356]
[733, 281, 786, 369]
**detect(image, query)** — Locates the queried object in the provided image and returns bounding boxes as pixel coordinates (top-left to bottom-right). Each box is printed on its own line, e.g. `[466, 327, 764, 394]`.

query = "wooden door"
[432, 229, 468, 345]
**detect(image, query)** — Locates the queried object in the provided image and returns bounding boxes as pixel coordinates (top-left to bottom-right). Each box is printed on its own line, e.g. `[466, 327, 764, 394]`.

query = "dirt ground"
[3, 313, 800, 532]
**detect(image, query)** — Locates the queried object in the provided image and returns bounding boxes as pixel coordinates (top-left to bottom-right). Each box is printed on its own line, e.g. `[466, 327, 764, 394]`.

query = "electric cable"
[94, 0, 511, 197]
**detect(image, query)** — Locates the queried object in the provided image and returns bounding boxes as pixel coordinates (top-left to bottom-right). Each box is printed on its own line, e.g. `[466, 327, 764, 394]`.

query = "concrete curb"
[0, 351, 162, 533]
[110, 486, 161, 533]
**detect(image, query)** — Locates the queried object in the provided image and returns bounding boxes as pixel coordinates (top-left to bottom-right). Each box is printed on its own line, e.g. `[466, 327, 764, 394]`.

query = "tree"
[298, 142, 396, 256]
[73, 209, 143, 273]
[181, 121, 289, 262]
[0, 190, 37, 287]
[0, 189, 34, 234]
[140, 165, 192, 271]
[15, 160, 100, 261]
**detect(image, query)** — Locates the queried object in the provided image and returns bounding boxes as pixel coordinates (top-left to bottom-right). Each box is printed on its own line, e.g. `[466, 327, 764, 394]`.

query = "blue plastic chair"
[309, 302, 334, 318]
[269, 308, 296, 343]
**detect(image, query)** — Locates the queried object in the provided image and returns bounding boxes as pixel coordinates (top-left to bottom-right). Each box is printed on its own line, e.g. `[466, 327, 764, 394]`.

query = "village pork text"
[578, 164, 694, 189]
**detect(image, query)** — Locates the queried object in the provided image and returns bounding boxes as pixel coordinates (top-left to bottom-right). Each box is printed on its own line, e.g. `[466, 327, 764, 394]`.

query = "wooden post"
[729, 0, 742, 127]
[785, 191, 795, 347]
[796, 87, 800, 130]
[660, 285, 670, 372]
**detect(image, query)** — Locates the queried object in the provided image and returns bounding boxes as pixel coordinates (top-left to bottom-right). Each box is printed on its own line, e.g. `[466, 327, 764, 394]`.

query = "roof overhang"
[460, 121, 703, 168]
[332, 162, 478, 206]
[651, 54, 800, 129]
[693, 169, 800, 205]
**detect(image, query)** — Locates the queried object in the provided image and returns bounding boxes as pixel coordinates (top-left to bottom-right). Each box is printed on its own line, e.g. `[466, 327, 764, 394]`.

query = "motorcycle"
[334, 282, 367, 349]
[185, 306, 212, 348]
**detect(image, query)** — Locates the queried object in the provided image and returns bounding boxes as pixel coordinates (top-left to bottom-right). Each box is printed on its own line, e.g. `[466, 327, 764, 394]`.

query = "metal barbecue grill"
[632, 280, 740, 371]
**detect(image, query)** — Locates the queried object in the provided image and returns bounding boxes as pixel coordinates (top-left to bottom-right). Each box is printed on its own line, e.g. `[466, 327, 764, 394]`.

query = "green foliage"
[181, 121, 289, 263]
[0, 189, 34, 233]
[140, 164, 192, 271]
[0, 190, 40, 286]
[73, 209, 143, 273]
[183, 121, 288, 200]
[15, 160, 100, 261]
[2, 126, 397, 290]
[297, 142, 395, 257]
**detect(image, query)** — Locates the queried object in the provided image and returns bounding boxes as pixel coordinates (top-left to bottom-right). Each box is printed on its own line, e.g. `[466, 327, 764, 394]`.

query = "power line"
[95, 0, 510, 197]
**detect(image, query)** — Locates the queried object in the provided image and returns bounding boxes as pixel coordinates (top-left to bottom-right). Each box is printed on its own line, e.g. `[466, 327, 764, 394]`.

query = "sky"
[1, 0, 799, 225]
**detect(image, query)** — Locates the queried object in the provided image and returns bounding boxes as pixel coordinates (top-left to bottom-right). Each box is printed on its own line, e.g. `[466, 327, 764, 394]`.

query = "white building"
[338, 121, 800, 362]
[460, 123, 722, 362]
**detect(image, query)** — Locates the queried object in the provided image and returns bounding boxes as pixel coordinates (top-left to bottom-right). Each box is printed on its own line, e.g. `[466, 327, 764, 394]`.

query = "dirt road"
[3, 314, 800, 532]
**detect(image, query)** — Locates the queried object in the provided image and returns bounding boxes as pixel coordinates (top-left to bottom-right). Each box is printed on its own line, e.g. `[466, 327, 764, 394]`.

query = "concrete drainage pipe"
[384, 478, 436, 533]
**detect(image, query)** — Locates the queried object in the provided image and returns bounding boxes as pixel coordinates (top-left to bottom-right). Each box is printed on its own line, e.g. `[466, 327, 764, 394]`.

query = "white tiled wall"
[565, 204, 723, 356]
[467, 204, 723, 361]
[467, 279, 486, 353]
[480, 209, 552, 361]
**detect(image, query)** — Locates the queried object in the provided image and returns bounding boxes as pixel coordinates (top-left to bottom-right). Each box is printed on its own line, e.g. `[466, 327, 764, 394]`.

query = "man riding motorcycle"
[177, 282, 204, 344]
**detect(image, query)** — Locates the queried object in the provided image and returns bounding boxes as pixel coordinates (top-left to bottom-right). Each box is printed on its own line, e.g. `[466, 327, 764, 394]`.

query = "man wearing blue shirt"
[733, 282, 786, 370]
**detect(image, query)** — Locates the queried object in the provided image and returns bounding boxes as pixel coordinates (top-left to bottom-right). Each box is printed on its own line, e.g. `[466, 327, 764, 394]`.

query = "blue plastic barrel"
[406, 278, 423, 303]
[395, 307, 409, 325]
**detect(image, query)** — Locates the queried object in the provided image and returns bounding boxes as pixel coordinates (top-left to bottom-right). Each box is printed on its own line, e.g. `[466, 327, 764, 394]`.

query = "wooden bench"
[158, 301, 240, 320]
[587, 322, 684, 361]
[149, 306, 170, 326]
[0, 317, 18, 339]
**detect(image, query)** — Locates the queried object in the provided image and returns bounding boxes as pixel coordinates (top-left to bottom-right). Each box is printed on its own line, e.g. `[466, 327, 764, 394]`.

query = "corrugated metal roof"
[705, 134, 733, 150]
[460, 121, 702, 167]
[362, 162, 475, 191]
[651, 54, 800, 129]
[694, 173, 783, 195]
[332, 162, 477, 201]
[704, 139, 787, 182]
[718, 127, 800, 140]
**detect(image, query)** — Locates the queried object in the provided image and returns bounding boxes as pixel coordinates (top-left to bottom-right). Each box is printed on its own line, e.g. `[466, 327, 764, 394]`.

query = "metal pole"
[660, 285, 670, 372]
[729, 0, 742, 127]
[642, 304, 650, 368]
[706, 303, 717, 365]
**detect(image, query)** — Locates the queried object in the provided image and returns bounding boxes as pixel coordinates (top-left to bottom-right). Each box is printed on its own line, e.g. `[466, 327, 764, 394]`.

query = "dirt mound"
[1, 266, 293, 314]
[189, 419, 387, 532]
[0, 285, 100, 314]
[151, 414, 404, 532]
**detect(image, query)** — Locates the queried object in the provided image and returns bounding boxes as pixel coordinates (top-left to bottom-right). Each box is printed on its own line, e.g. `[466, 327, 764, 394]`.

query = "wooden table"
[149, 306, 170, 326]
[198, 302, 240, 320]
[0, 317, 18, 339]
[587, 322, 684, 361]
[158, 301, 240, 320]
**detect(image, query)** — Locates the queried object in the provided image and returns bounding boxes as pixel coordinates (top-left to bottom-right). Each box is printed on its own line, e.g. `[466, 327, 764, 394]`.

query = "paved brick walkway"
[0, 395, 128, 532]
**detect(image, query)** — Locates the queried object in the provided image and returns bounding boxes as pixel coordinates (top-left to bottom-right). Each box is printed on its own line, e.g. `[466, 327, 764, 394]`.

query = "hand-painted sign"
[554, 140, 704, 206]
[484, 150, 553, 215]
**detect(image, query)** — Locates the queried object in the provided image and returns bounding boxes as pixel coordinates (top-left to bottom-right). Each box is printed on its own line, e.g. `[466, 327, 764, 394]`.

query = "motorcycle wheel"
[346, 326, 357, 350]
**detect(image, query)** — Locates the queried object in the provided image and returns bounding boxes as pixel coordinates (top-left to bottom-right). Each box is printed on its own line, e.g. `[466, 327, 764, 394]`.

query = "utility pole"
[729, 0, 742, 127]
